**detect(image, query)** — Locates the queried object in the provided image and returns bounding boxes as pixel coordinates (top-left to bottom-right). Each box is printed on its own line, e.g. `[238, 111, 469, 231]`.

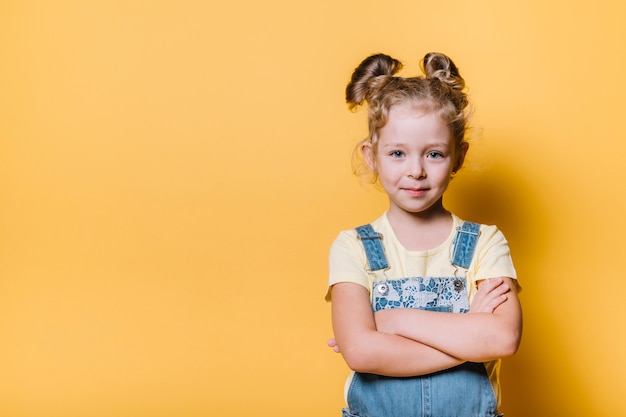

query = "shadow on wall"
[446, 161, 537, 245]
[446, 161, 594, 416]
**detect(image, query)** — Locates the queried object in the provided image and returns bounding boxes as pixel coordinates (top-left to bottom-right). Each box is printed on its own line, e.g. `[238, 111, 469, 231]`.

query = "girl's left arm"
[374, 277, 522, 362]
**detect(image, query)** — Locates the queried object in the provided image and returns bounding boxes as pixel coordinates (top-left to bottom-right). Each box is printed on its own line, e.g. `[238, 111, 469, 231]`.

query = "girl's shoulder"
[454, 214, 507, 239]
[333, 214, 509, 254]
[330, 214, 390, 258]
[335, 214, 389, 239]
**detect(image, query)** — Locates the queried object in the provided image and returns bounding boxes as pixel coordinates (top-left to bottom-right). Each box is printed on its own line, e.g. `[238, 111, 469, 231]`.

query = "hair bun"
[422, 52, 465, 92]
[346, 54, 403, 110]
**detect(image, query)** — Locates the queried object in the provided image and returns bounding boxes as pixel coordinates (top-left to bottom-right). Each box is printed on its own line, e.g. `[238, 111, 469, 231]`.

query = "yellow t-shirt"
[326, 212, 517, 406]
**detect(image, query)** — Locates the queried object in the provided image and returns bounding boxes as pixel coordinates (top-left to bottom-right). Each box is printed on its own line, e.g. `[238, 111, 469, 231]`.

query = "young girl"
[326, 52, 522, 417]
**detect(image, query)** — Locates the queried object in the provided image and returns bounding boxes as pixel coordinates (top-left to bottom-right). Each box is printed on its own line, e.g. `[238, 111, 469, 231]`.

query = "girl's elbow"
[345, 358, 370, 373]
[343, 354, 369, 373]
[490, 314, 522, 358]
[341, 346, 377, 373]
[497, 329, 522, 358]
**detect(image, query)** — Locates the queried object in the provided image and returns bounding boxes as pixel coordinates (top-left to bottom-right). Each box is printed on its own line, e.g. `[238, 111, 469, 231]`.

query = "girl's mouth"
[403, 188, 428, 197]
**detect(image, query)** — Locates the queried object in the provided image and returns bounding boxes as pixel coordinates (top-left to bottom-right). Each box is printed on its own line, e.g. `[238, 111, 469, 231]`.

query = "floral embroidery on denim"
[373, 277, 470, 313]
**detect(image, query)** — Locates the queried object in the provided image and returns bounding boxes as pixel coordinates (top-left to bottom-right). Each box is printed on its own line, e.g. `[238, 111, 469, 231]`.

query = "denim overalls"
[342, 222, 502, 417]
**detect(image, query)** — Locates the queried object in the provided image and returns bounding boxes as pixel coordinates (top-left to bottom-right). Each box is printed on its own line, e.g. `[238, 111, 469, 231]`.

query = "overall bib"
[342, 222, 502, 417]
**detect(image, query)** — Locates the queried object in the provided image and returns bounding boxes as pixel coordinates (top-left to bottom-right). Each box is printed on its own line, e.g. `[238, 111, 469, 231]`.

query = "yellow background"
[1, 1, 624, 416]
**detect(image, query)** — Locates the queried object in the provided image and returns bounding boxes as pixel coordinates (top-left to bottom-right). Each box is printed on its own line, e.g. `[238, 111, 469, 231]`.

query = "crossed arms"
[329, 277, 522, 377]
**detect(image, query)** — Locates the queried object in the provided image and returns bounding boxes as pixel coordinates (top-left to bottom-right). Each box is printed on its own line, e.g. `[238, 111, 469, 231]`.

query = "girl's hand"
[470, 277, 510, 314]
[327, 338, 340, 353]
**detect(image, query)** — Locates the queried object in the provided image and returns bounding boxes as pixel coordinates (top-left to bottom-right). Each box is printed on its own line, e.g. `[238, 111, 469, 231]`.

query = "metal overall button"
[453, 279, 465, 292]
[375, 281, 389, 296]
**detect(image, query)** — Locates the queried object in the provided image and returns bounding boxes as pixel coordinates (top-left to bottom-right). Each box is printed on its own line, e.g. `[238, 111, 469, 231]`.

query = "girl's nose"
[407, 159, 426, 180]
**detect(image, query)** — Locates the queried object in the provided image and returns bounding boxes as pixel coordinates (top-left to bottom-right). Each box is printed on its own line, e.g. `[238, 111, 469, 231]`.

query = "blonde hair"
[346, 52, 471, 182]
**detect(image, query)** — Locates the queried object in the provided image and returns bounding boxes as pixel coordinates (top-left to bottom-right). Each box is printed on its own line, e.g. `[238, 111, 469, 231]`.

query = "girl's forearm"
[332, 282, 465, 376]
[340, 329, 464, 377]
[374, 280, 522, 362]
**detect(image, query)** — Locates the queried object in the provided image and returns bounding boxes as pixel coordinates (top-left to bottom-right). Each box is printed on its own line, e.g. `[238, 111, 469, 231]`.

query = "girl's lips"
[403, 187, 428, 197]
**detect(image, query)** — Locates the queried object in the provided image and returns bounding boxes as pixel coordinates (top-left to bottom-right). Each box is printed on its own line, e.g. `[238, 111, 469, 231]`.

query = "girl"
[326, 52, 522, 417]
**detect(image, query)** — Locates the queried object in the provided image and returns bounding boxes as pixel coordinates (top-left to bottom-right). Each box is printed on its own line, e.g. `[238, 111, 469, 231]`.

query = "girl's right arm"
[330, 278, 509, 376]
[332, 281, 465, 377]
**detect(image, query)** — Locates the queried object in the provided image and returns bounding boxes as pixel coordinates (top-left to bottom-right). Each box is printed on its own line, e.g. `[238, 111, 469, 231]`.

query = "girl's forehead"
[385, 105, 445, 127]
[389, 101, 437, 117]
[378, 105, 453, 144]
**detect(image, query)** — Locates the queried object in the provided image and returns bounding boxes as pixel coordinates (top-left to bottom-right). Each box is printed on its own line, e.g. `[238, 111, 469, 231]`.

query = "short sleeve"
[325, 230, 371, 302]
[470, 224, 517, 283]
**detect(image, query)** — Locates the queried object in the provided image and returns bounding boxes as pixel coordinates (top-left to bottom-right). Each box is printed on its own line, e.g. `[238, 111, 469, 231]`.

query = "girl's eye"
[390, 151, 405, 158]
[427, 151, 444, 159]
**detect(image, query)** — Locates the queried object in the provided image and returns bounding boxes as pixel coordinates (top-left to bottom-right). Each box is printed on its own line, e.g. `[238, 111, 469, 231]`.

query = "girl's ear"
[361, 142, 377, 172]
[453, 142, 469, 172]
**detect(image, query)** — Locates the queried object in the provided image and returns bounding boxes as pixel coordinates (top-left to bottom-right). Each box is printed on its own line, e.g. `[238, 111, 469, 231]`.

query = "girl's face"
[363, 104, 467, 219]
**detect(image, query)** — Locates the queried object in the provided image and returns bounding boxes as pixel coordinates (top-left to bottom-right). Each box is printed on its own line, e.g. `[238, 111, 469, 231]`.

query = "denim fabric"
[347, 222, 502, 417]
[355, 224, 389, 272]
[451, 221, 481, 269]
[343, 362, 501, 417]
[372, 277, 470, 313]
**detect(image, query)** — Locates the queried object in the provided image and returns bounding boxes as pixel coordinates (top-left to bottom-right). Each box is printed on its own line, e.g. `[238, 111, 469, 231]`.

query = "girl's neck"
[386, 203, 453, 251]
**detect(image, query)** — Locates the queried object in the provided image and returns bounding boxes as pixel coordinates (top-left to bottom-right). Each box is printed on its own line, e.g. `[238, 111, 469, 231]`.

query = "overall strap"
[355, 224, 390, 272]
[451, 221, 481, 269]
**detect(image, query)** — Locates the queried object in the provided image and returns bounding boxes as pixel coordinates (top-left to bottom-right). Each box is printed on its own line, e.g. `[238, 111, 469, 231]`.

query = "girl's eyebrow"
[426, 141, 451, 148]
[380, 141, 407, 148]
[381, 140, 449, 148]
